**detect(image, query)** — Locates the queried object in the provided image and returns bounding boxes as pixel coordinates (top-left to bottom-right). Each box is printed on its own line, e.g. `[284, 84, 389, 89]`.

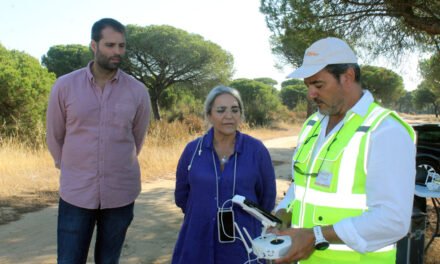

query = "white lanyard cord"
[187, 134, 206, 171]
[212, 150, 237, 210]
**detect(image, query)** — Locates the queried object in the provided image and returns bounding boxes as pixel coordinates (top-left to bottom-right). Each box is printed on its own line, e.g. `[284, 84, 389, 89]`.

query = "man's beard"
[312, 99, 333, 115]
[96, 51, 122, 71]
[313, 99, 339, 116]
[311, 99, 328, 115]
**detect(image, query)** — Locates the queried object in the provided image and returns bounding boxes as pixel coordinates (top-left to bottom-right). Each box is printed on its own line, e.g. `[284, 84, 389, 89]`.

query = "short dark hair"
[324, 64, 361, 83]
[91, 18, 125, 42]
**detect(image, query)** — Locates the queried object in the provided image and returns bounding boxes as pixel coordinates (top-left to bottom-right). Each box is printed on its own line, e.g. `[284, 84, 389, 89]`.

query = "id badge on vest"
[315, 171, 332, 187]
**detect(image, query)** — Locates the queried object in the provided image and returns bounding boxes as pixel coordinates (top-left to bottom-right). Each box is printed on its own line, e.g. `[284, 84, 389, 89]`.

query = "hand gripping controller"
[232, 195, 291, 260]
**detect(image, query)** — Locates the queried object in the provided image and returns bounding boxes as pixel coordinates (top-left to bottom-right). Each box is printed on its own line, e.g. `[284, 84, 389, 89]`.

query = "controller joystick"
[232, 195, 292, 260]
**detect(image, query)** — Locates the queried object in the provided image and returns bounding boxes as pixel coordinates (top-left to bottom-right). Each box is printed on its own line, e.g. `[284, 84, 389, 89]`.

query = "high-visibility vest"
[289, 103, 415, 263]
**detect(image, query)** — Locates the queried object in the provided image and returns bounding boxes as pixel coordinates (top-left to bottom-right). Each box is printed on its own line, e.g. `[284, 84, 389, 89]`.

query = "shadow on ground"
[0, 191, 59, 225]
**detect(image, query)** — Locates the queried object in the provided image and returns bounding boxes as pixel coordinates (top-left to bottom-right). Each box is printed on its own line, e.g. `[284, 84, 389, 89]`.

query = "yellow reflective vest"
[289, 103, 415, 263]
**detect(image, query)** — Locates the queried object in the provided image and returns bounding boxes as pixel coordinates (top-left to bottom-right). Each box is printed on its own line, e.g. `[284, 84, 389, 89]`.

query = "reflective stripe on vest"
[289, 103, 415, 263]
[297, 115, 321, 146]
[329, 244, 395, 252]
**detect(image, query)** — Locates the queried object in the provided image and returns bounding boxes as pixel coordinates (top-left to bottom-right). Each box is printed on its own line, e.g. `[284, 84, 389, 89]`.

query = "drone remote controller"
[232, 195, 292, 260]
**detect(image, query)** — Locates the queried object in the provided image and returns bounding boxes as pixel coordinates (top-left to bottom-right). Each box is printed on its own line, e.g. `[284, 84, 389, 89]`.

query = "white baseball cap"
[287, 37, 358, 79]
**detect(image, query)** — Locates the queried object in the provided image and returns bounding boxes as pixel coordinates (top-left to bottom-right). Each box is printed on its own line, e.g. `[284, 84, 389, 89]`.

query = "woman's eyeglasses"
[215, 106, 241, 115]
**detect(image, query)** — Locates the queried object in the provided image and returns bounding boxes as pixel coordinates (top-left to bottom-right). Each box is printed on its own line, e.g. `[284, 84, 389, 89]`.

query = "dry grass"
[0, 139, 59, 197]
[399, 113, 440, 124]
[242, 121, 300, 140]
[0, 118, 301, 225]
[139, 120, 301, 181]
[0, 139, 60, 224]
[0, 112, 435, 197]
[138, 120, 197, 181]
[0, 119, 302, 197]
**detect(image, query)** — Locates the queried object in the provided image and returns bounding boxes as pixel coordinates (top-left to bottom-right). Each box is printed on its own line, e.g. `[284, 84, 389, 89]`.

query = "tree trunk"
[151, 97, 161, 121]
[434, 103, 439, 118]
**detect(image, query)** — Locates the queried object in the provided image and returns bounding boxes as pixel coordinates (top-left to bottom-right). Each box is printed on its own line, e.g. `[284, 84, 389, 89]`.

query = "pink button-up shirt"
[46, 62, 151, 209]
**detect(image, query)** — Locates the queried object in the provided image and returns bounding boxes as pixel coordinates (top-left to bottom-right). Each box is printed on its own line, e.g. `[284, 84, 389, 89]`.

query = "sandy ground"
[0, 136, 297, 264]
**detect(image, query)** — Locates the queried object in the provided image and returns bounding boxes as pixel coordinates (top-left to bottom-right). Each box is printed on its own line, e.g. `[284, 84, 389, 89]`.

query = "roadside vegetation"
[0, 117, 302, 201]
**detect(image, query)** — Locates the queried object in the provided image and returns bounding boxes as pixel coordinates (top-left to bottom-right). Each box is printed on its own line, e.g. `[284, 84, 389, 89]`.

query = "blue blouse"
[172, 128, 277, 264]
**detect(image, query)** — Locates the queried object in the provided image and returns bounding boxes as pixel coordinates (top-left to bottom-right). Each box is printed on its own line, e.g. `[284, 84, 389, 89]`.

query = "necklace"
[220, 155, 228, 165]
[214, 139, 234, 166]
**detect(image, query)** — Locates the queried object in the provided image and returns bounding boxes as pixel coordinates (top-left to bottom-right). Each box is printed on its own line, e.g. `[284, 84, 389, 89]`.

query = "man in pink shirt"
[46, 18, 151, 263]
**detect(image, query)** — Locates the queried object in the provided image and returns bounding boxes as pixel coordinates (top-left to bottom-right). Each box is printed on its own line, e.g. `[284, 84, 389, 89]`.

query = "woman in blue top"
[172, 85, 277, 264]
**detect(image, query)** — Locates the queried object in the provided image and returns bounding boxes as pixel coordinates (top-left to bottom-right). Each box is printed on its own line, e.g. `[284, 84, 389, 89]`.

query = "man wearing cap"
[273, 37, 416, 263]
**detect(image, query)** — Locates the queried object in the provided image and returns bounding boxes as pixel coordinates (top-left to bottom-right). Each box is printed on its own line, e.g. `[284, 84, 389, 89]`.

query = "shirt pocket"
[111, 103, 136, 128]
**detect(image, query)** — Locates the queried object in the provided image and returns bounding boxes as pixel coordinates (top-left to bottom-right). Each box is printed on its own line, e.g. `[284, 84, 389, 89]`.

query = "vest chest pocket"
[310, 158, 339, 191]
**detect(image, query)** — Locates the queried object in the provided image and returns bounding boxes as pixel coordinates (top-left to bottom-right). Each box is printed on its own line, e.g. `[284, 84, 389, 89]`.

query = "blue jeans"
[57, 198, 134, 264]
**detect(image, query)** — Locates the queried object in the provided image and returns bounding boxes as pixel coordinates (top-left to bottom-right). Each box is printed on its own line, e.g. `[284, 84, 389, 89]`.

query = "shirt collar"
[348, 89, 374, 117]
[86, 61, 121, 83]
[203, 127, 244, 154]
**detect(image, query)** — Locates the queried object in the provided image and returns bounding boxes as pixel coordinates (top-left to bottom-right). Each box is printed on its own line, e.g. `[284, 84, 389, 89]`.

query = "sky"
[0, 0, 421, 90]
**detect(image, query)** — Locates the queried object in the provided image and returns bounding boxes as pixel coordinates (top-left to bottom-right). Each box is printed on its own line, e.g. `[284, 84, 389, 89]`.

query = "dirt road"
[0, 136, 297, 264]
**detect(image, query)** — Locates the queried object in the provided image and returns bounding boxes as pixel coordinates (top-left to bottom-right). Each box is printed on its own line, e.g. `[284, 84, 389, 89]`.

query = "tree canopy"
[122, 24, 234, 120]
[253, 77, 278, 87]
[42, 44, 92, 77]
[230, 78, 285, 126]
[281, 79, 304, 88]
[279, 84, 307, 110]
[0, 44, 56, 143]
[417, 53, 440, 117]
[397, 91, 415, 114]
[360, 65, 405, 107]
[419, 53, 440, 95]
[260, 0, 440, 67]
[413, 81, 439, 117]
